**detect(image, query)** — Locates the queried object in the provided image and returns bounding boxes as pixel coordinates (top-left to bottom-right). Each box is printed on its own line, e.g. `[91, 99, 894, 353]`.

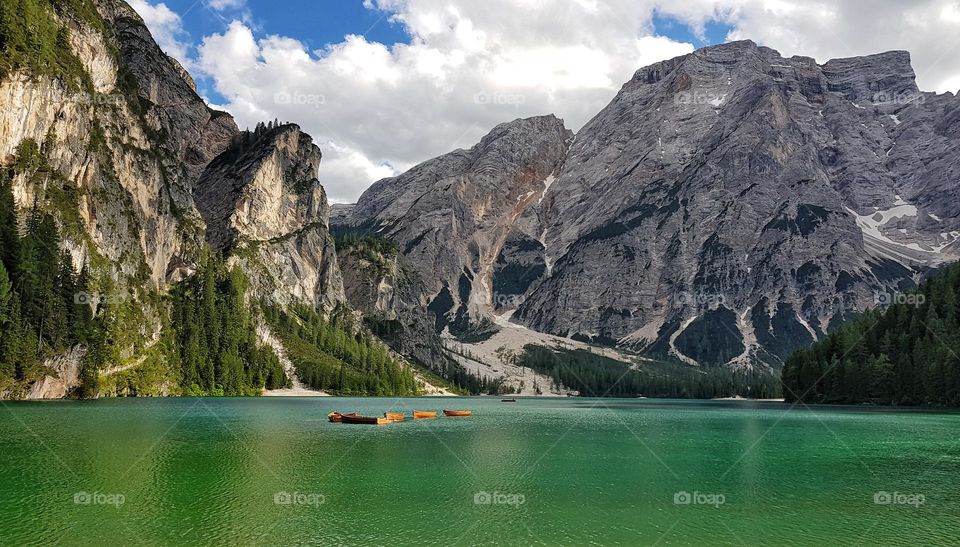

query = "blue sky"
[168, 1, 730, 49]
[156, 0, 411, 102]
[650, 14, 732, 48]
[167, 0, 410, 49]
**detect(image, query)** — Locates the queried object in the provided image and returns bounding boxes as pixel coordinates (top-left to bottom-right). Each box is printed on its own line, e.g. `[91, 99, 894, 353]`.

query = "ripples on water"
[0, 398, 958, 545]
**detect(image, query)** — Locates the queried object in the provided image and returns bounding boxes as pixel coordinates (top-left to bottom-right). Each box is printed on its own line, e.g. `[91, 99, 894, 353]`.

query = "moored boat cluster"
[328, 410, 472, 425]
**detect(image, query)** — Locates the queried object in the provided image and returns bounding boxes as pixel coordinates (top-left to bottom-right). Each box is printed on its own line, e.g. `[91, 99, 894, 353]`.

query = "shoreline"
[712, 397, 786, 402]
[6, 396, 960, 411]
[262, 387, 331, 397]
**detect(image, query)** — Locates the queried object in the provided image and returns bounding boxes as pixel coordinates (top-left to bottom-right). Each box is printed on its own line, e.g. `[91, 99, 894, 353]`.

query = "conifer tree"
[0, 173, 18, 278]
[783, 262, 960, 406]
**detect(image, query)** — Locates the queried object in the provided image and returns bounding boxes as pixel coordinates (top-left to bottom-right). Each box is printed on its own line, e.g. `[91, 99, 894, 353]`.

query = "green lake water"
[1, 397, 958, 545]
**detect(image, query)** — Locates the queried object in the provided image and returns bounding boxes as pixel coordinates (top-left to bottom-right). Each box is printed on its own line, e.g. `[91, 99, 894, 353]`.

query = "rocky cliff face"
[25, 346, 85, 400]
[195, 126, 329, 250]
[194, 124, 345, 311]
[336, 243, 448, 370]
[344, 41, 960, 368]
[0, 0, 343, 397]
[516, 41, 960, 367]
[341, 115, 572, 336]
[0, 0, 229, 288]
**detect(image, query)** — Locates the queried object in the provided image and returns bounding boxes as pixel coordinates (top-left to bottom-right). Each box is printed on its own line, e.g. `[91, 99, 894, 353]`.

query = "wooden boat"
[501, 399, 517, 403]
[443, 410, 472, 417]
[328, 412, 358, 423]
[412, 410, 437, 419]
[384, 412, 406, 422]
[341, 414, 389, 425]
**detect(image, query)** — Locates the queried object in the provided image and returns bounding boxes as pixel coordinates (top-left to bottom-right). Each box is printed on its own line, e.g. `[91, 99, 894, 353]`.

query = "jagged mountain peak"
[483, 114, 569, 140]
[339, 114, 571, 336]
[629, 40, 915, 86]
[627, 39, 768, 87]
[350, 114, 571, 224]
[516, 41, 960, 367]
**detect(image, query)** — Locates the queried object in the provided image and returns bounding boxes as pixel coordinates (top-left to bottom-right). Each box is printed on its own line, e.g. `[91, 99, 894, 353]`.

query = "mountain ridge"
[339, 39, 960, 370]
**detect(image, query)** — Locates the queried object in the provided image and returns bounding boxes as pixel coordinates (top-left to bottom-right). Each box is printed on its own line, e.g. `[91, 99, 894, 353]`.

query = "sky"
[129, 0, 960, 203]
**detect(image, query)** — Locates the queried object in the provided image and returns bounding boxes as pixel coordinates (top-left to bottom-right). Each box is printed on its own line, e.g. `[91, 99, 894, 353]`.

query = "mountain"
[332, 116, 574, 394]
[338, 115, 572, 336]
[782, 261, 960, 406]
[1, 0, 238, 397]
[517, 41, 960, 368]
[193, 123, 344, 312]
[0, 0, 434, 398]
[340, 40, 960, 370]
[4, 1, 958, 398]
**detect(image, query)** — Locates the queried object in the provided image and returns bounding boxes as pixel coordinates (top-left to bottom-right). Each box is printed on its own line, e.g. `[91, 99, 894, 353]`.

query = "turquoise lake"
[1, 397, 958, 545]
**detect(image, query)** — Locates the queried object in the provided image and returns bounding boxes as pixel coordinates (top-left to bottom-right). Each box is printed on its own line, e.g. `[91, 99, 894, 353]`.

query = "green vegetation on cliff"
[0, 162, 98, 390]
[334, 231, 400, 257]
[170, 256, 289, 396]
[263, 304, 419, 396]
[333, 230, 401, 279]
[0, 0, 97, 89]
[782, 263, 960, 406]
[1, 139, 170, 397]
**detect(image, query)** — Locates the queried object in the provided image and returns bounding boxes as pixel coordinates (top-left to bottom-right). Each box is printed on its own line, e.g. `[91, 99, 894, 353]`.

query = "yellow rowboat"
[443, 410, 472, 417]
[384, 412, 406, 422]
[413, 410, 437, 419]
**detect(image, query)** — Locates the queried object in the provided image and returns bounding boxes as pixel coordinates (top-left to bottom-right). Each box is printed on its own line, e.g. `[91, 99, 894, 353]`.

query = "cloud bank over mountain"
[132, 0, 960, 202]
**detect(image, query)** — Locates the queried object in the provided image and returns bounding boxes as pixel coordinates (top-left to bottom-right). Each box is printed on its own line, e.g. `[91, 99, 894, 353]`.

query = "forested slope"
[782, 263, 960, 406]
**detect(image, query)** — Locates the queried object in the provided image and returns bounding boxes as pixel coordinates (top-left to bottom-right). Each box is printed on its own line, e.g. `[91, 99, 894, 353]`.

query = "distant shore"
[713, 396, 785, 402]
[262, 387, 330, 397]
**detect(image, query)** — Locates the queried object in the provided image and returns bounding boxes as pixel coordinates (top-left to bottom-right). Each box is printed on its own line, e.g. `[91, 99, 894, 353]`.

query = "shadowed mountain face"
[341, 40, 960, 368]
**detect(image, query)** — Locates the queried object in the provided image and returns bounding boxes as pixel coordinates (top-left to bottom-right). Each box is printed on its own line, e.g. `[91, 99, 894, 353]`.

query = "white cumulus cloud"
[193, 0, 693, 202]
[207, 0, 246, 10]
[131, 0, 960, 202]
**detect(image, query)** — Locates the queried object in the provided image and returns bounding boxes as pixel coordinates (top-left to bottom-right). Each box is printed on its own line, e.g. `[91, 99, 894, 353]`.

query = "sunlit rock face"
[341, 115, 572, 336]
[518, 40, 960, 367]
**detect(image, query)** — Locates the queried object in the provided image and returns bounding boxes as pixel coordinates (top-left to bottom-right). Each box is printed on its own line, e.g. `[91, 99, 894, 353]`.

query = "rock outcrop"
[336, 241, 449, 371]
[342, 115, 572, 336]
[25, 346, 86, 400]
[0, 0, 231, 288]
[195, 126, 330, 250]
[194, 124, 345, 311]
